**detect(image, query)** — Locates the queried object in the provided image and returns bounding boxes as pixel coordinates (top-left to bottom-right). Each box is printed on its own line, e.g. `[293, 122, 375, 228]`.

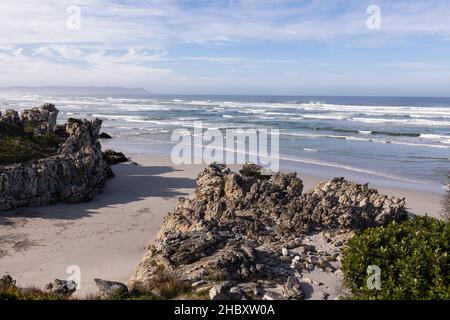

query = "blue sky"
[0, 0, 449, 96]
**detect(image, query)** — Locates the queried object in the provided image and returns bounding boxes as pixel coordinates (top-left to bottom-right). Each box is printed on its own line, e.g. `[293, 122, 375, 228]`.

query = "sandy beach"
[0, 154, 445, 297]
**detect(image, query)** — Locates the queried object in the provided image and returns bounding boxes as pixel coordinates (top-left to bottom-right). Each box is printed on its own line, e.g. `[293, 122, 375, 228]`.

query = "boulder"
[94, 279, 129, 299]
[99, 132, 113, 139]
[0, 275, 16, 287]
[44, 279, 77, 297]
[104, 150, 128, 165]
[208, 282, 234, 300]
[282, 276, 304, 300]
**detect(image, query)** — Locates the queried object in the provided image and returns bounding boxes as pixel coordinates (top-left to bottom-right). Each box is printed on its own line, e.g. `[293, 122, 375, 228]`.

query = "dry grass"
[0, 282, 65, 300]
[135, 264, 192, 300]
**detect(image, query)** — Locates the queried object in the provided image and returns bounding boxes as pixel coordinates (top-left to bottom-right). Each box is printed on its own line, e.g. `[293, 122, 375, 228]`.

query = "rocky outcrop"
[129, 163, 407, 300]
[0, 109, 21, 127]
[0, 104, 113, 211]
[21, 103, 59, 135]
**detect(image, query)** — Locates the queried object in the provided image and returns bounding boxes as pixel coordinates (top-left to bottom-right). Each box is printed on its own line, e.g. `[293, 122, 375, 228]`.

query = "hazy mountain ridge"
[0, 86, 150, 96]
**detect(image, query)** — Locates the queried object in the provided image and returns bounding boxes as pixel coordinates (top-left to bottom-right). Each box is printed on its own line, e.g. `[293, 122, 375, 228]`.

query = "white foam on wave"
[186, 100, 216, 106]
[302, 148, 319, 152]
[301, 114, 347, 120]
[193, 143, 426, 185]
[283, 132, 450, 149]
[215, 100, 450, 117]
[345, 136, 372, 142]
[115, 103, 172, 111]
[91, 113, 149, 123]
[278, 154, 426, 184]
[238, 109, 267, 114]
[349, 117, 450, 126]
[420, 134, 450, 144]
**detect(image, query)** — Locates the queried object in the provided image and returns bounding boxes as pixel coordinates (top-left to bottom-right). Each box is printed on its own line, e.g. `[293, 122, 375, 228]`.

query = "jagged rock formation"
[129, 163, 407, 299]
[21, 103, 59, 135]
[0, 104, 113, 211]
[0, 109, 22, 127]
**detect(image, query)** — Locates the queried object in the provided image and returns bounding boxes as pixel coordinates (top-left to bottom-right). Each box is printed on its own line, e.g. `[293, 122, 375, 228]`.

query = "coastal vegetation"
[0, 273, 204, 301]
[0, 121, 60, 165]
[0, 277, 64, 300]
[442, 174, 450, 221]
[342, 216, 450, 300]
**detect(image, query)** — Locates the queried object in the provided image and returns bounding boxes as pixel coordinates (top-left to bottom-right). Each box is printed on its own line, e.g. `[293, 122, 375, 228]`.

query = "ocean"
[1, 94, 449, 193]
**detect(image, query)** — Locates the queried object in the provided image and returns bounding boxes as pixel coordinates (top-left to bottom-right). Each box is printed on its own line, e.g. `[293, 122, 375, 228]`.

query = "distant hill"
[0, 86, 151, 96]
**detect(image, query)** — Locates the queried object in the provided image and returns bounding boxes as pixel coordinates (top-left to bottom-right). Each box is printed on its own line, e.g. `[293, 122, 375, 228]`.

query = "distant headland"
[0, 86, 151, 96]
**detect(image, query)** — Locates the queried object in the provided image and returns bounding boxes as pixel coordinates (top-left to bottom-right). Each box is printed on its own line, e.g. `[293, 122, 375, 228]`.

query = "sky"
[0, 0, 450, 96]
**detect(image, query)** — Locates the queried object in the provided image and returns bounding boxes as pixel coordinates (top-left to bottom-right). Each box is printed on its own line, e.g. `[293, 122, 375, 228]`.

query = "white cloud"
[0, 0, 449, 93]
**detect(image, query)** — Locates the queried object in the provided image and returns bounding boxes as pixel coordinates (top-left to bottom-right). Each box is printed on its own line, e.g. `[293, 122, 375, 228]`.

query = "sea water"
[1, 94, 449, 192]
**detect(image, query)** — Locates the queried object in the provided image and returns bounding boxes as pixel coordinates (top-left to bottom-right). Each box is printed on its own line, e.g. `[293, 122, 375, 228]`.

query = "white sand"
[0, 155, 444, 297]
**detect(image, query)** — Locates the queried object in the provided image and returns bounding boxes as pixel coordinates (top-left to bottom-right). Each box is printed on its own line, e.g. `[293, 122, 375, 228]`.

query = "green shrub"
[23, 121, 38, 135]
[0, 122, 59, 165]
[342, 216, 450, 300]
[35, 132, 62, 149]
[442, 174, 450, 221]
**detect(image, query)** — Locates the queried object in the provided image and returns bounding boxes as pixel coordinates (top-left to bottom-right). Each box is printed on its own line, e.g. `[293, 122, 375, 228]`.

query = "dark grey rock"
[94, 278, 129, 299]
[0, 275, 16, 287]
[104, 150, 128, 165]
[1, 109, 21, 127]
[44, 279, 77, 297]
[99, 132, 113, 139]
[282, 276, 304, 300]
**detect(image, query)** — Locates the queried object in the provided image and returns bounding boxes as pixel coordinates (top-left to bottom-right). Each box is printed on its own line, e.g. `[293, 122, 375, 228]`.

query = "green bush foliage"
[0, 122, 61, 165]
[342, 216, 450, 300]
[442, 174, 450, 221]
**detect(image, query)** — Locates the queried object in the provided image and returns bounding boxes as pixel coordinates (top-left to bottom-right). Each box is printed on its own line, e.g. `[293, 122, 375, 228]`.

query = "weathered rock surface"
[44, 279, 77, 297]
[0, 275, 16, 287]
[94, 279, 129, 299]
[99, 132, 113, 139]
[0, 109, 22, 127]
[21, 103, 59, 135]
[0, 104, 113, 211]
[129, 163, 407, 300]
[104, 149, 128, 165]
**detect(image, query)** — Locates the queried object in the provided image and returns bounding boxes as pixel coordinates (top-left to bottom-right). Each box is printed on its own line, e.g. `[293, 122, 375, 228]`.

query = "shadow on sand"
[0, 162, 196, 220]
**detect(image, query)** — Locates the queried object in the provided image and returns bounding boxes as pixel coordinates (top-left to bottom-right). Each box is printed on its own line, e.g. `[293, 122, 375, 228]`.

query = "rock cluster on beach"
[129, 163, 407, 300]
[103, 149, 128, 165]
[0, 104, 113, 211]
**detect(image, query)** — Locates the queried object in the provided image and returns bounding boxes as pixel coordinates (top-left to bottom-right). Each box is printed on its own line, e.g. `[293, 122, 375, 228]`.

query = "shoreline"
[101, 139, 447, 195]
[0, 154, 445, 297]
